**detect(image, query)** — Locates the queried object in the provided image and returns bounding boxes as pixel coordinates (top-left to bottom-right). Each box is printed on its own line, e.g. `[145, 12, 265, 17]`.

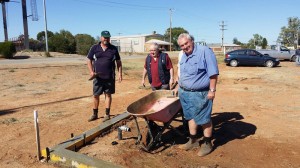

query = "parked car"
[257, 45, 297, 62]
[224, 49, 280, 68]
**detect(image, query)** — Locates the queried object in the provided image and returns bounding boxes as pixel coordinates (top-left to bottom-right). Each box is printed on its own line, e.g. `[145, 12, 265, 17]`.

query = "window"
[247, 50, 258, 56]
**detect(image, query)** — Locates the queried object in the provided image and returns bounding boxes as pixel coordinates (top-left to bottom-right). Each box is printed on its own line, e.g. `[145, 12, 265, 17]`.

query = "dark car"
[224, 49, 280, 68]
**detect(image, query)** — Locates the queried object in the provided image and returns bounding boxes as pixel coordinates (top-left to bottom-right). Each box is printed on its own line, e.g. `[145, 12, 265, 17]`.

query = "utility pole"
[43, 0, 48, 52]
[169, 8, 174, 52]
[22, 0, 29, 49]
[1, 1, 8, 41]
[219, 21, 227, 54]
[117, 32, 121, 52]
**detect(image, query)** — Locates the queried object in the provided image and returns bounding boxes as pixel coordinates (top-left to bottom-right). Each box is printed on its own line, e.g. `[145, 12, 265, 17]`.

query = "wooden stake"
[34, 110, 41, 160]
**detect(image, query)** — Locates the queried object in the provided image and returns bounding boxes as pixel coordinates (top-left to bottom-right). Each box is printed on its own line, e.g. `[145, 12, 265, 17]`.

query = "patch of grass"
[47, 111, 63, 118]
[9, 69, 15, 72]
[1, 118, 18, 124]
[122, 59, 144, 71]
[215, 53, 225, 64]
[44, 51, 51, 57]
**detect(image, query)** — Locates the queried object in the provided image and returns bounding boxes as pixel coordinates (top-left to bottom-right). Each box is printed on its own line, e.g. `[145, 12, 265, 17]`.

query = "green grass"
[122, 59, 144, 71]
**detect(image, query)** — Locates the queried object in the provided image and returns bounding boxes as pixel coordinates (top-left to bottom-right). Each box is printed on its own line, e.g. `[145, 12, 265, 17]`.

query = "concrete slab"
[41, 112, 131, 168]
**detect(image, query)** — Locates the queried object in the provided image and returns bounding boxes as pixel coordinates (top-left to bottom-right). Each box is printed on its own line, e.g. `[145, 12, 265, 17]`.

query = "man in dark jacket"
[142, 43, 174, 90]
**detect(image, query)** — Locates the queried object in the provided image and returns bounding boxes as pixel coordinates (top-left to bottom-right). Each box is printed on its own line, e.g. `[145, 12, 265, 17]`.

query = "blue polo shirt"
[87, 42, 120, 79]
[179, 44, 219, 90]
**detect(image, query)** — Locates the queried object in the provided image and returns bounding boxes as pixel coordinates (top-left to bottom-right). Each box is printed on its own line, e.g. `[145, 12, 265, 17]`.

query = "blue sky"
[1, 0, 299, 44]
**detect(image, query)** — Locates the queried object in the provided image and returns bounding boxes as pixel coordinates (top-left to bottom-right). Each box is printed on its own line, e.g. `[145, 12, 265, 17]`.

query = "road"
[0, 55, 149, 66]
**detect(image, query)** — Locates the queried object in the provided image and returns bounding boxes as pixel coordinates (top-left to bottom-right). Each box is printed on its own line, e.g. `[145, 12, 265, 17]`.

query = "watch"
[209, 88, 216, 92]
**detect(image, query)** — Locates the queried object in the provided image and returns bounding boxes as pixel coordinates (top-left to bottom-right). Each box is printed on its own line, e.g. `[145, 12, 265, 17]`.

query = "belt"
[179, 86, 209, 92]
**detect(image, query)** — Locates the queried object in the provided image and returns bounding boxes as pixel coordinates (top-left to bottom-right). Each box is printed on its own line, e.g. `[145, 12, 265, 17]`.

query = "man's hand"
[169, 78, 175, 89]
[207, 91, 215, 100]
[141, 79, 145, 87]
[118, 74, 122, 82]
[88, 72, 96, 81]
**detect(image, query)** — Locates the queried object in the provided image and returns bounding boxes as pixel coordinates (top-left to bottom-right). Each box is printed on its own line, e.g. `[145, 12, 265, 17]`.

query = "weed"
[16, 84, 25, 87]
[44, 52, 51, 57]
[1, 118, 18, 124]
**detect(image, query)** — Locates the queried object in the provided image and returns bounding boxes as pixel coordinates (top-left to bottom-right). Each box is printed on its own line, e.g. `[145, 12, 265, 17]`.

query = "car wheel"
[265, 60, 274, 68]
[229, 60, 238, 67]
[291, 55, 296, 62]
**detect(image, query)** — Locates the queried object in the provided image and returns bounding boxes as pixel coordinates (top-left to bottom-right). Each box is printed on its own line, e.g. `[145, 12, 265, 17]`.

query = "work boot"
[88, 110, 98, 122]
[179, 137, 199, 151]
[198, 140, 213, 157]
[102, 115, 110, 122]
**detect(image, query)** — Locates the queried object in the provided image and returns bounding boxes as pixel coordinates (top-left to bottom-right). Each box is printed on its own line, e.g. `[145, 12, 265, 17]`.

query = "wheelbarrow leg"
[133, 116, 142, 145]
[144, 119, 163, 151]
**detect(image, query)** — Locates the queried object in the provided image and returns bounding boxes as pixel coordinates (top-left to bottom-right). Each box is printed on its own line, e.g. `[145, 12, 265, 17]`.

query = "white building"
[110, 32, 172, 53]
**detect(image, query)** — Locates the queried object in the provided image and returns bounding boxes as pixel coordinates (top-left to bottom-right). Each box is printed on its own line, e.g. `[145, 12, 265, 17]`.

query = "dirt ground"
[0, 52, 299, 168]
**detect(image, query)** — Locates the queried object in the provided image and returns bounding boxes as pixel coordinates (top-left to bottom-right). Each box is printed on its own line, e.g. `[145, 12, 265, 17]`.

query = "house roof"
[145, 39, 172, 45]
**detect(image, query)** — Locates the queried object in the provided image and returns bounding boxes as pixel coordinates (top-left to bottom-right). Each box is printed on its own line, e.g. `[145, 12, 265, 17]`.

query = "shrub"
[0, 42, 16, 59]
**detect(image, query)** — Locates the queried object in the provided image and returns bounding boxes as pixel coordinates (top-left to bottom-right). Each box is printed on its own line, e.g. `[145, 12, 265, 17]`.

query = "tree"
[48, 30, 76, 53]
[248, 34, 264, 49]
[29, 38, 44, 51]
[36, 30, 54, 41]
[278, 17, 300, 48]
[60, 30, 76, 53]
[164, 27, 188, 51]
[262, 38, 268, 49]
[232, 37, 247, 49]
[233, 37, 243, 45]
[75, 34, 95, 55]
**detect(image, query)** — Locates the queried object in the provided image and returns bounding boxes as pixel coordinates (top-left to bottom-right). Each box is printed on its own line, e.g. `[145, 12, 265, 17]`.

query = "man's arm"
[169, 67, 174, 87]
[142, 68, 147, 87]
[208, 75, 218, 100]
[86, 58, 94, 78]
[116, 60, 122, 82]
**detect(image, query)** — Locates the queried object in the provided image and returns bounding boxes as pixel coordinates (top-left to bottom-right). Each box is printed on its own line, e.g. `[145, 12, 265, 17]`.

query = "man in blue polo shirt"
[86, 30, 122, 122]
[176, 33, 219, 156]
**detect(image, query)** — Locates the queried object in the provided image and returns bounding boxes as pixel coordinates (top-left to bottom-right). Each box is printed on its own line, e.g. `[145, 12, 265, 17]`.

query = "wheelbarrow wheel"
[140, 121, 161, 151]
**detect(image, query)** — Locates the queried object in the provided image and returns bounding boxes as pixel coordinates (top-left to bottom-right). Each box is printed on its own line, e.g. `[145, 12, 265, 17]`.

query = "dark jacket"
[146, 53, 170, 85]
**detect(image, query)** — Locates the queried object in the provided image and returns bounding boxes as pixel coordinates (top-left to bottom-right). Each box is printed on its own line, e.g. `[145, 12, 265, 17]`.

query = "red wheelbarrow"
[127, 90, 187, 152]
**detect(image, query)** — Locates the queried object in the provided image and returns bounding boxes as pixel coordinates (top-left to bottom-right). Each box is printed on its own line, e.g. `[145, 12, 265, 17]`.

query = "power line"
[72, 0, 168, 10]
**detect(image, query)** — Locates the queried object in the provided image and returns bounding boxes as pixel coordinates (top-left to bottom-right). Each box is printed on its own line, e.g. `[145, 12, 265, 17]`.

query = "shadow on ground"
[142, 111, 256, 153]
[13, 55, 31, 59]
[212, 112, 257, 148]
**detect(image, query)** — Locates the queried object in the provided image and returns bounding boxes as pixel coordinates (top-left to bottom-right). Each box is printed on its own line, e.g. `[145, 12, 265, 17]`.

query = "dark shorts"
[178, 87, 213, 125]
[93, 78, 115, 96]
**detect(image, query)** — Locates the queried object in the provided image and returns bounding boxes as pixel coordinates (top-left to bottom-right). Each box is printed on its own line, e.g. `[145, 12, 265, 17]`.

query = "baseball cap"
[101, 31, 111, 38]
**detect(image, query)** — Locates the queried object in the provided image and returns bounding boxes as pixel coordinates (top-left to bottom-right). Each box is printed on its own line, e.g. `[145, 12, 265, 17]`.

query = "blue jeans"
[178, 87, 213, 125]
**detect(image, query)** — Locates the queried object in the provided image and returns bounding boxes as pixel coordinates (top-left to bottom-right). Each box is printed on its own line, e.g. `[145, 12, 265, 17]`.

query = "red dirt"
[0, 54, 299, 168]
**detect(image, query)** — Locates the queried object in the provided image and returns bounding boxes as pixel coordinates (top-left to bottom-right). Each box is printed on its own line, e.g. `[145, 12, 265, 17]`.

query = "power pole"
[1, 1, 8, 41]
[43, 0, 48, 52]
[219, 21, 227, 53]
[118, 32, 121, 51]
[22, 0, 29, 49]
[169, 8, 174, 52]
